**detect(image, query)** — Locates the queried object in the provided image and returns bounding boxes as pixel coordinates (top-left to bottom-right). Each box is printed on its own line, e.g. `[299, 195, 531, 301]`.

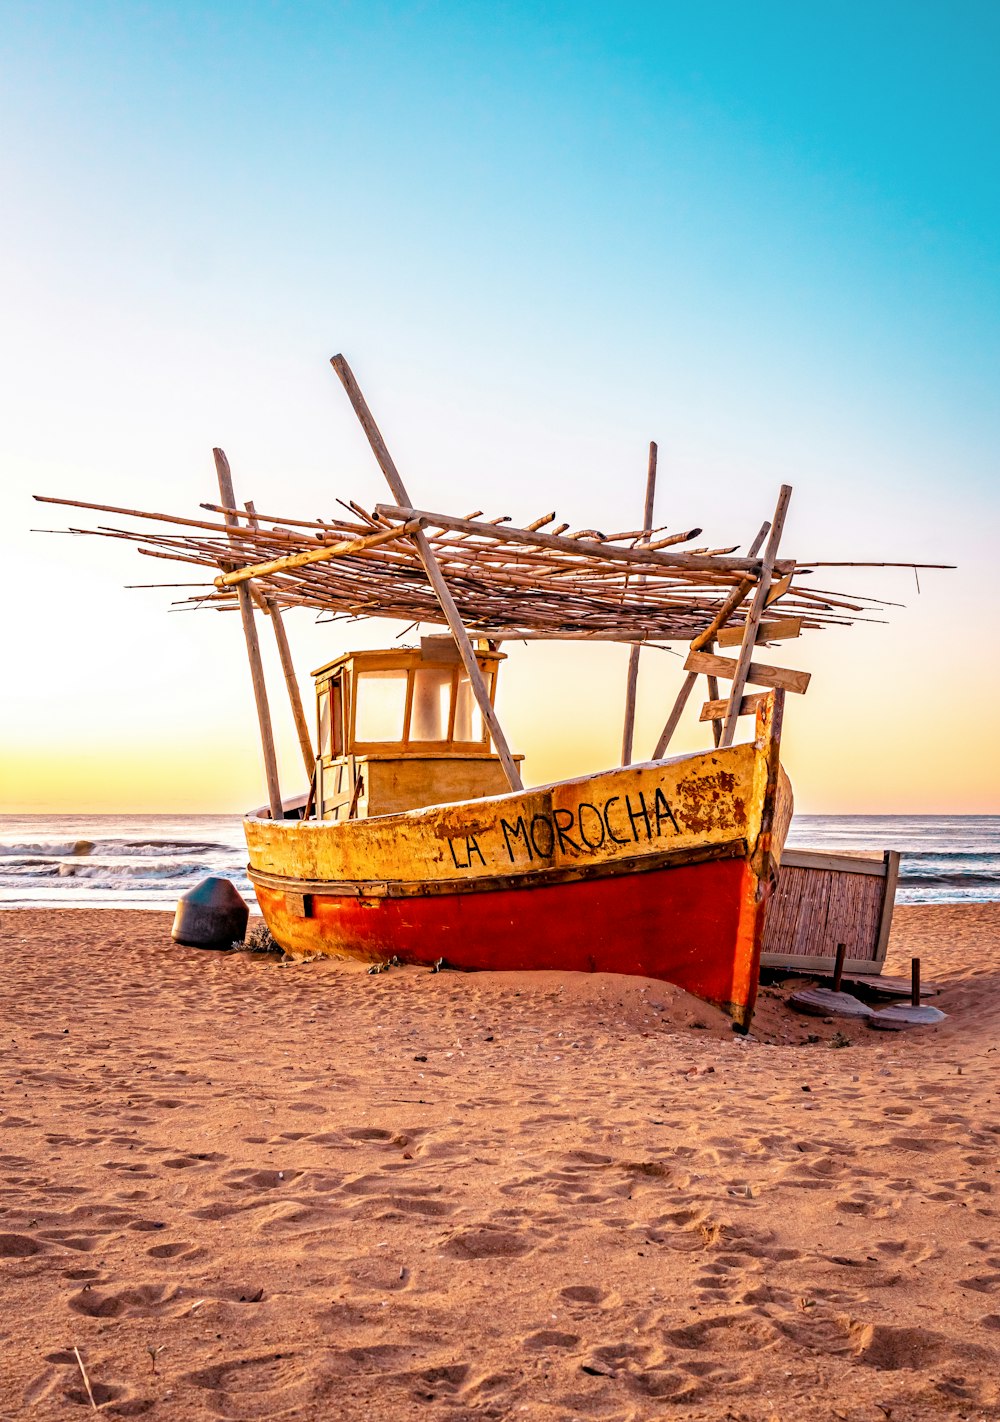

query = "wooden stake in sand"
[73, 1346, 98, 1411]
[214, 449, 283, 821]
[621, 441, 658, 766]
[331, 355, 523, 792]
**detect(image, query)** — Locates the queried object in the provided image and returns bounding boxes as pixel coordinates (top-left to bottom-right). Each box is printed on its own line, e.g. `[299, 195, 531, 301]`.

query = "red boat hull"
[253, 850, 768, 1027]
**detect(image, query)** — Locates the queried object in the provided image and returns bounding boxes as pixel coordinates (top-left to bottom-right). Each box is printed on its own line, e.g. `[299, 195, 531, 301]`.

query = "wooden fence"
[761, 848, 901, 975]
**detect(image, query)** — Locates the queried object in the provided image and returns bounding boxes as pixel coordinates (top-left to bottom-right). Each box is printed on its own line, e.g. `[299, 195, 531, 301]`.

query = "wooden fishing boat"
[245, 644, 791, 1029]
[36, 355, 943, 1029]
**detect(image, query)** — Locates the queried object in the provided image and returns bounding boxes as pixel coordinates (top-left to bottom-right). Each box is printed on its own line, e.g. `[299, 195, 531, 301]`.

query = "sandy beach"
[1, 903, 998, 1421]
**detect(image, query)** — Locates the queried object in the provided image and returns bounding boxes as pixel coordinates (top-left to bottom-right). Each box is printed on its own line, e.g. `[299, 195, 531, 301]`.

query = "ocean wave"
[0, 839, 232, 859]
[53, 860, 220, 881]
[897, 872, 1000, 890]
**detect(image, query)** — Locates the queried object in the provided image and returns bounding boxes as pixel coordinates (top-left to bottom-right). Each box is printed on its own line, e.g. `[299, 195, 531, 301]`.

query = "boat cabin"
[312, 637, 520, 820]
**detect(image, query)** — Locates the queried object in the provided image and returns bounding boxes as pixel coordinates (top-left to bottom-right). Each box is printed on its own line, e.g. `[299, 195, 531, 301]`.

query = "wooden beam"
[685, 649, 811, 695]
[213, 449, 283, 821]
[699, 691, 770, 721]
[719, 486, 793, 747]
[716, 617, 803, 647]
[331, 355, 523, 792]
[621, 440, 658, 765]
[244, 501, 315, 781]
[375, 503, 793, 578]
[780, 848, 890, 877]
[214, 519, 422, 587]
[651, 671, 697, 758]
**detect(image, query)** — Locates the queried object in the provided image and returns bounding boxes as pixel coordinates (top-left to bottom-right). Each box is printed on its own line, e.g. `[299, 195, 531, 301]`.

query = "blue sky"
[2, 2, 998, 810]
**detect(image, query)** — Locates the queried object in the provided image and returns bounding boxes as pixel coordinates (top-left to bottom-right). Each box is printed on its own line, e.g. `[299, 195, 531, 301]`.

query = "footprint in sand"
[443, 1225, 535, 1259]
[223, 1168, 304, 1191]
[559, 1284, 619, 1309]
[524, 1329, 580, 1349]
[0, 1232, 44, 1257]
[68, 1281, 182, 1318]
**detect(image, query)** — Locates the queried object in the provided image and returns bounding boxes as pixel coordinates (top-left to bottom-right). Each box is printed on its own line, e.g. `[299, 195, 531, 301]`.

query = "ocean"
[0, 813, 997, 910]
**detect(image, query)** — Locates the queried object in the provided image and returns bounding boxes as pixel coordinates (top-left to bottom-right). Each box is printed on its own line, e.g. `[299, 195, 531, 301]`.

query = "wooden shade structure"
[34, 356, 951, 787]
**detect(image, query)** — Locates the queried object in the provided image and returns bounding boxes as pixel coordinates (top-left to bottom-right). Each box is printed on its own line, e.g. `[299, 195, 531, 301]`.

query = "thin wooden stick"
[719, 487, 792, 748]
[245, 501, 315, 780]
[705, 638, 721, 747]
[376, 502, 790, 578]
[215, 519, 421, 585]
[621, 441, 658, 765]
[331, 355, 523, 792]
[689, 577, 757, 652]
[652, 671, 697, 758]
[73, 1347, 98, 1411]
[214, 450, 283, 820]
[695, 526, 770, 746]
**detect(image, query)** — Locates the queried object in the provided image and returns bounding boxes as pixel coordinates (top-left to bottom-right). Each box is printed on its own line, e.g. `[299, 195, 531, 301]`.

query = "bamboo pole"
[215, 519, 423, 586]
[213, 449, 283, 820]
[244, 501, 316, 781]
[330, 355, 523, 792]
[621, 441, 658, 765]
[719, 487, 792, 749]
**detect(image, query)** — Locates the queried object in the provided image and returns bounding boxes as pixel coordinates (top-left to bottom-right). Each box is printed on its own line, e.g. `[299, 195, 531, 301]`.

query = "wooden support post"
[330, 355, 523, 792]
[719, 487, 792, 749]
[911, 957, 921, 1007]
[653, 523, 774, 760]
[621, 440, 658, 765]
[833, 942, 847, 993]
[244, 501, 315, 781]
[652, 671, 697, 759]
[705, 638, 721, 747]
[213, 450, 283, 821]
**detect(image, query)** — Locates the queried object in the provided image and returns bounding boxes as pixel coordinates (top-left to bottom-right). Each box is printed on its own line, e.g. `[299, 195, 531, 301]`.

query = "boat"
[245, 643, 791, 1031]
[35, 355, 944, 1030]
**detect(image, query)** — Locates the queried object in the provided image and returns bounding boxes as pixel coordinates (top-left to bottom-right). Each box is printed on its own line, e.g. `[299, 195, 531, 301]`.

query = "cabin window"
[317, 686, 331, 759]
[330, 674, 345, 756]
[453, 668, 491, 743]
[354, 669, 408, 743]
[410, 666, 453, 742]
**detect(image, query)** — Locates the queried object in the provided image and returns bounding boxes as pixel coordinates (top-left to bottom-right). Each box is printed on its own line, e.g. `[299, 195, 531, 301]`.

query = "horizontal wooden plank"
[780, 849, 889, 877]
[699, 692, 770, 722]
[716, 617, 802, 647]
[761, 953, 885, 974]
[684, 650, 811, 695]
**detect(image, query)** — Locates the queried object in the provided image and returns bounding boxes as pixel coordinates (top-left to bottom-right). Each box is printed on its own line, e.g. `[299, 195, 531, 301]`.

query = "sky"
[1, 1, 998, 814]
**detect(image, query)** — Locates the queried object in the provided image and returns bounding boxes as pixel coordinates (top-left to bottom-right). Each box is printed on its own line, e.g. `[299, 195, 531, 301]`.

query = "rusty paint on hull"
[244, 695, 792, 1028]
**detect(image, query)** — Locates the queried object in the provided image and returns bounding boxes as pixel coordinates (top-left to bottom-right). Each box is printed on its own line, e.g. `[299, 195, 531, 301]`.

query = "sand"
[1, 903, 998, 1422]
